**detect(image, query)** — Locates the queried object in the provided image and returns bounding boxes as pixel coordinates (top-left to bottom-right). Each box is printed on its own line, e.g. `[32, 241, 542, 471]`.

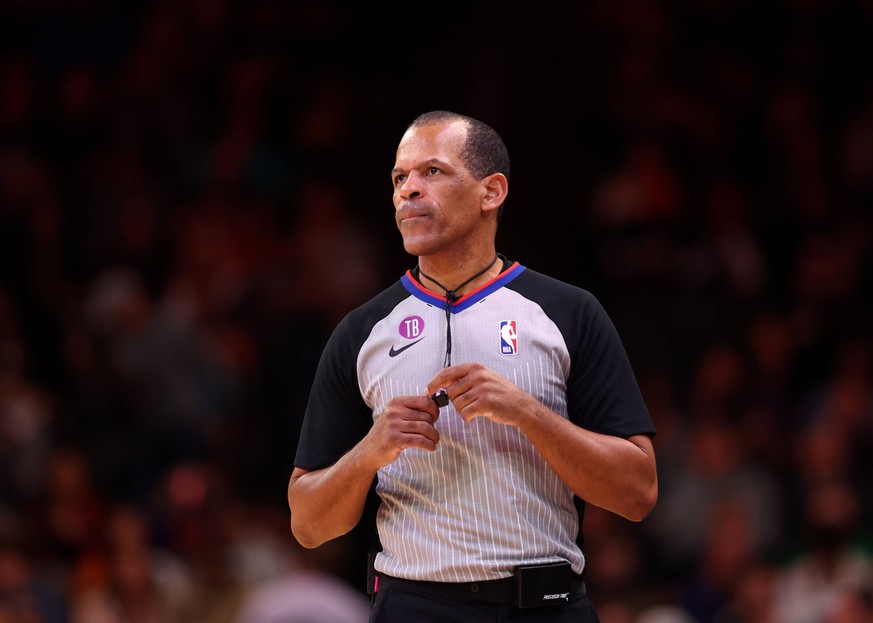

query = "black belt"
[375, 573, 586, 605]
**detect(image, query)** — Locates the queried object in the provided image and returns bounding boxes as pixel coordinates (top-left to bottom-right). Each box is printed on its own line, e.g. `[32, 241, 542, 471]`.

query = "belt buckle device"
[514, 561, 572, 608]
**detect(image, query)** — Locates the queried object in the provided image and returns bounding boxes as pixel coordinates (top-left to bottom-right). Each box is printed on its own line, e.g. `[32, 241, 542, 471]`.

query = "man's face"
[391, 121, 488, 258]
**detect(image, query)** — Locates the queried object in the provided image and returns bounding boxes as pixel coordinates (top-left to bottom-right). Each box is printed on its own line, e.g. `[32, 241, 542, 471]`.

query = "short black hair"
[408, 110, 510, 181]
[407, 110, 510, 220]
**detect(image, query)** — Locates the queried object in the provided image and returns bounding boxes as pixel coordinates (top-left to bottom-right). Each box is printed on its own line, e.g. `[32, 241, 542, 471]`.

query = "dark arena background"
[2, 1, 872, 622]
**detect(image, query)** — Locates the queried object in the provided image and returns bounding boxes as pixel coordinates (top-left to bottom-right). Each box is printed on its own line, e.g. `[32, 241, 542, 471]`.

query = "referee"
[288, 110, 658, 622]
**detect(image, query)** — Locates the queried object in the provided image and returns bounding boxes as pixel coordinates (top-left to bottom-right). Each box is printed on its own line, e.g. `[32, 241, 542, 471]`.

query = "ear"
[480, 173, 509, 215]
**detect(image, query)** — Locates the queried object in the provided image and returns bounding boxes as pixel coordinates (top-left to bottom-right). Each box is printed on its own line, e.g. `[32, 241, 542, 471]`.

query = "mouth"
[397, 205, 430, 226]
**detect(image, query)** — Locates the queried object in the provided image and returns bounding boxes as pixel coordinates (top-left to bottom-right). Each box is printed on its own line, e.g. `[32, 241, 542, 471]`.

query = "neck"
[417, 252, 501, 300]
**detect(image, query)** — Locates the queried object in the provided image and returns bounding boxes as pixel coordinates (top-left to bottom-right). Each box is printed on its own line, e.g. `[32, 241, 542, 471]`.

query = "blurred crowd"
[1, 1, 872, 622]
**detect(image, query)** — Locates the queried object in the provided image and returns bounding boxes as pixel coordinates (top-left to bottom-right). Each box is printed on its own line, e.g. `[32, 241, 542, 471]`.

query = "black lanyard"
[416, 253, 500, 367]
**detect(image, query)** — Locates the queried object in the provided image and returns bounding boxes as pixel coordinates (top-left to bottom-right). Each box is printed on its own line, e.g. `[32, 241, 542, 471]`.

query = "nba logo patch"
[499, 320, 518, 355]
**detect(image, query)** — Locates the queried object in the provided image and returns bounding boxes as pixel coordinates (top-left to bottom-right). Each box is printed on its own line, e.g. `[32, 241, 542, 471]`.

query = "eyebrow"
[391, 158, 448, 176]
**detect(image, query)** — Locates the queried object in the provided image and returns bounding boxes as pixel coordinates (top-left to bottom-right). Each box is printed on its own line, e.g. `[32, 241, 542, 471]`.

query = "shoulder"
[330, 279, 411, 346]
[507, 267, 602, 313]
[507, 267, 620, 348]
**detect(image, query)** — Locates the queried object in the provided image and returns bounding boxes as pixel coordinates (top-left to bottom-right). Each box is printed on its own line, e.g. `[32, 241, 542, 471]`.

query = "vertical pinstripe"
[358, 288, 584, 582]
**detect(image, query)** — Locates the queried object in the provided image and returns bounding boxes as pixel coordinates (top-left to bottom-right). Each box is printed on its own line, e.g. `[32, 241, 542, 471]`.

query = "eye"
[393, 173, 407, 187]
[427, 166, 440, 176]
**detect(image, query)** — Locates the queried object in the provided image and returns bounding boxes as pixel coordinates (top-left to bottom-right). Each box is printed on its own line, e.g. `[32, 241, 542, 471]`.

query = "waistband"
[375, 573, 586, 605]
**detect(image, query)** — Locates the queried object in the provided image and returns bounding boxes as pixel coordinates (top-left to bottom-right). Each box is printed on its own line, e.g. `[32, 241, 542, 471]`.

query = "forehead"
[395, 120, 468, 168]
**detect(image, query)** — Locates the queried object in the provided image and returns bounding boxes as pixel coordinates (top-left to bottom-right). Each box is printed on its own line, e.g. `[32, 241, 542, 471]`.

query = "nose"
[398, 171, 423, 200]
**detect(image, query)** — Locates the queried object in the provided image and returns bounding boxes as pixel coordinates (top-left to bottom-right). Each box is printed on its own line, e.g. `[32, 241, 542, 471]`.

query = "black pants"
[369, 575, 600, 622]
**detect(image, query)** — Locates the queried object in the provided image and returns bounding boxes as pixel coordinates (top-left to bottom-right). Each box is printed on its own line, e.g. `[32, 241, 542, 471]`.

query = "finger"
[409, 394, 440, 420]
[401, 433, 439, 452]
[383, 415, 440, 452]
[403, 420, 440, 446]
[452, 391, 485, 422]
[426, 363, 476, 395]
[444, 374, 477, 406]
[387, 395, 439, 421]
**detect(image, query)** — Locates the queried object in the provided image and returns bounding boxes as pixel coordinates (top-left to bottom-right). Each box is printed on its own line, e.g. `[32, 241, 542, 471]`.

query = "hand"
[360, 394, 441, 468]
[426, 363, 539, 426]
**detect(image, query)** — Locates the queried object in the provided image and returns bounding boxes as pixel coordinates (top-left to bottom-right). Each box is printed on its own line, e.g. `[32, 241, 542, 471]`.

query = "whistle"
[431, 388, 449, 408]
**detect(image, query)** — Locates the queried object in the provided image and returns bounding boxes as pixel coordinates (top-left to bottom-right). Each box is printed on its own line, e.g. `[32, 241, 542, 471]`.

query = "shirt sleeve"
[293, 314, 373, 471]
[566, 293, 656, 438]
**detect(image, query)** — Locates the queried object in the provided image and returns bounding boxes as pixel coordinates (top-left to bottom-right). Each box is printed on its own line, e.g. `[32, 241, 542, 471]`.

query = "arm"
[517, 407, 656, 522]
[288, 393, 441, 548]
[427, 363, 658, 521]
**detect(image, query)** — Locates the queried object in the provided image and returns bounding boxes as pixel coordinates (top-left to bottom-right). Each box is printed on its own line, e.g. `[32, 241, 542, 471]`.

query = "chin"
[401, 238, 432, 257]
